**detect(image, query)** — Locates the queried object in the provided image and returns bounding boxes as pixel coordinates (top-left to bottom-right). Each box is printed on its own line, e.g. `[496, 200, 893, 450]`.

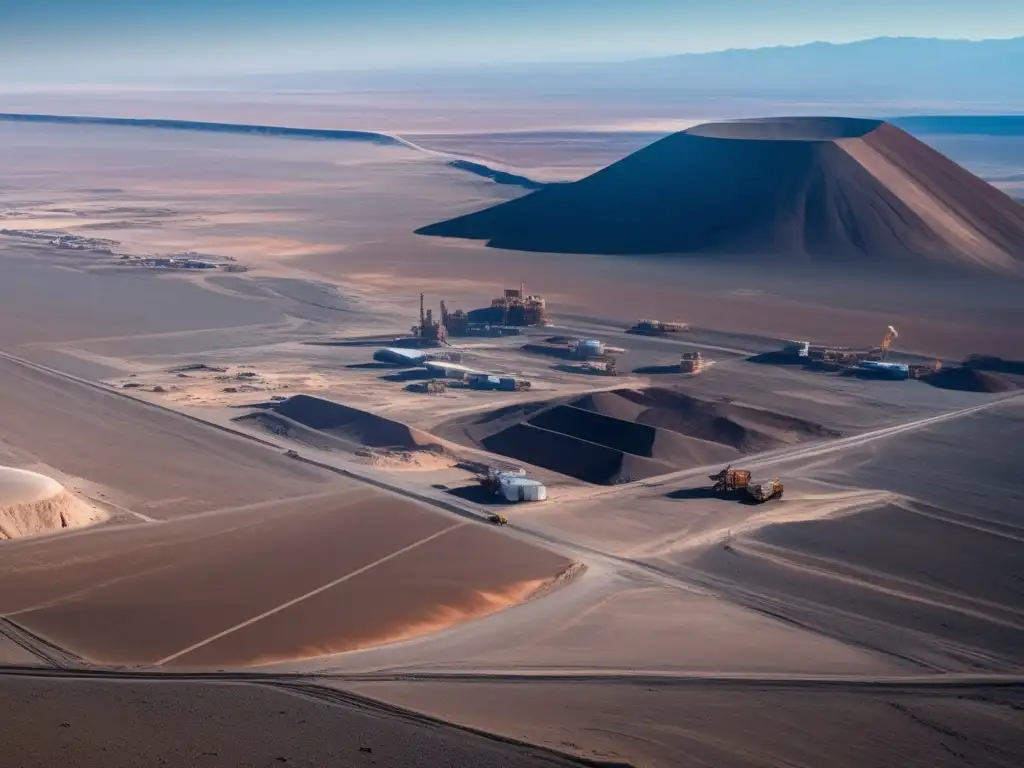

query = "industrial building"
[373, 348, 429, 366]
[411, 293, 448, 346]
[570, 339, 606, 359]
[466, 284, 550, 327]
[480, 467, 547, 502]
[423, 361, 482, 380]
[857, 361, 910, 380]
[629, 319, 689, 335]
[467, 373, 530, 391]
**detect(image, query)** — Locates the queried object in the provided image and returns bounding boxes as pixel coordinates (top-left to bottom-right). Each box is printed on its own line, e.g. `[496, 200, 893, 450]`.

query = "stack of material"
[680, 352, 706, 374]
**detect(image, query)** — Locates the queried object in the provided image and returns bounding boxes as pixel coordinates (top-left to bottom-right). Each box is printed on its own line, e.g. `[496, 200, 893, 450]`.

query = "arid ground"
[1, 105, 1023, 767]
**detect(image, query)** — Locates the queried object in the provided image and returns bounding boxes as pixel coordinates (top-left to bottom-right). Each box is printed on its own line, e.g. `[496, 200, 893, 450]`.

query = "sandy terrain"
[351, 679, 1024, 768]
[0, 487, 569, 667]
[3, 121, 1024, 360]
[0, 466, 106, 540]
[1, 113, 1022, 767]
[0, 353, 337, 517]
[0, 354, 571, 668]
[0, 674, 584, 768]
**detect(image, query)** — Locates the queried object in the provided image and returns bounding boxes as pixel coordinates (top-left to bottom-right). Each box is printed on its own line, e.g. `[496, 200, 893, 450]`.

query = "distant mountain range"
[609, 37, 1024, 102]
[203, 37, 1024, 108]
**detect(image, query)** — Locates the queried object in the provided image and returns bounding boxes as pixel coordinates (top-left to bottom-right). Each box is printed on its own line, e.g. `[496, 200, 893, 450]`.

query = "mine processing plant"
[411, 293, 448, 346]
[466, 283, 550, 327]
[435, 284, 550, 336]
[629, 319, 690, 336]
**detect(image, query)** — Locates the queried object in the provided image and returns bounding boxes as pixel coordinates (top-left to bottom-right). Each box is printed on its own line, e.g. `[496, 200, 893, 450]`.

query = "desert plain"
[1, 99, 1023, 768]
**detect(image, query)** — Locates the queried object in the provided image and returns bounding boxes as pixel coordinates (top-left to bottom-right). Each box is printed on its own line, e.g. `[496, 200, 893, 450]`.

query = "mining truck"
[745, 478, 784, 503]
[710, 465, 784, 503]
[709, 465, 752, 493]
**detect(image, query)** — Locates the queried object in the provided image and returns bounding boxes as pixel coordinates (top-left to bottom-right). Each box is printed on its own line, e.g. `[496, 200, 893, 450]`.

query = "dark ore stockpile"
[923, 366, 1017, 393]
[438, 388, 838, 485]
[417, 117, 1024, 273]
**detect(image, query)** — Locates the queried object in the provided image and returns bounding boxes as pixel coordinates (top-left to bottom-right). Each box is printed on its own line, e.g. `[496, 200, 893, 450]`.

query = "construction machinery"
[745, 478, 784, 503]
[409, 379, 448, 394]
[709, 465, 753, 493]
[581, 359, 618, 376]
[709, 465, 784, 503]
[487, 513, 508, 525]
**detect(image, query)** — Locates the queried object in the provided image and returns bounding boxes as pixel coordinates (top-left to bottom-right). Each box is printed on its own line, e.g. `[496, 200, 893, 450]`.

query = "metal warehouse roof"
[423, 361, 484, 375]
[498, 476, 546, 487]
[376, 347, 428, 362]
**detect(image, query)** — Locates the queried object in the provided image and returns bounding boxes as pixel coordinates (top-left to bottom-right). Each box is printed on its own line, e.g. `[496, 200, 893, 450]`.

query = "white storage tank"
[497, 475, 548, 502]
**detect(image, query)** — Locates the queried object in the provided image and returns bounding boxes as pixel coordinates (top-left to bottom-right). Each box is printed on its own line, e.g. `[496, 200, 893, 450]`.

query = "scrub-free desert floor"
[1, 111, 1023, 768]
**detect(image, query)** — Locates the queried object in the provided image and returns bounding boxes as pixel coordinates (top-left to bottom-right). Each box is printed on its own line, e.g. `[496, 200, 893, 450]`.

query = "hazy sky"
[4, 0, 1024, 81]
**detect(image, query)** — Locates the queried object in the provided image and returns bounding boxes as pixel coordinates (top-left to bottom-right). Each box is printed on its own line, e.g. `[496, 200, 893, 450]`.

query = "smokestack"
[420, 293, 425, 327]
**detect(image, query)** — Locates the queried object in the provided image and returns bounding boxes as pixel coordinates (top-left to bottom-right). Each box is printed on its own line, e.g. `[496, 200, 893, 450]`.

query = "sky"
[4, 0, 1024, 81]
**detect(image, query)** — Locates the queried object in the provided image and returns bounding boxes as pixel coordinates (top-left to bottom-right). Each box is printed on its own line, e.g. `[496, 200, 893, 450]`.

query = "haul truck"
[709, 466, 784, 503]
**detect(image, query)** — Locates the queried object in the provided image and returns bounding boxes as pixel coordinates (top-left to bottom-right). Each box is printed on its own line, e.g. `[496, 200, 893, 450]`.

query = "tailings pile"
[437, 387, 837, 485]
[235, 394, 445, 453]
[923, 367, 1016, 393]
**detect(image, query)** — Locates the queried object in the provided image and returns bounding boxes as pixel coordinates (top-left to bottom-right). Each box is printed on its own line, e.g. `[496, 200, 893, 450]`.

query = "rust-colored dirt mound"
[922, 367, 1016, 393]
[417, 117, 1024, 272]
